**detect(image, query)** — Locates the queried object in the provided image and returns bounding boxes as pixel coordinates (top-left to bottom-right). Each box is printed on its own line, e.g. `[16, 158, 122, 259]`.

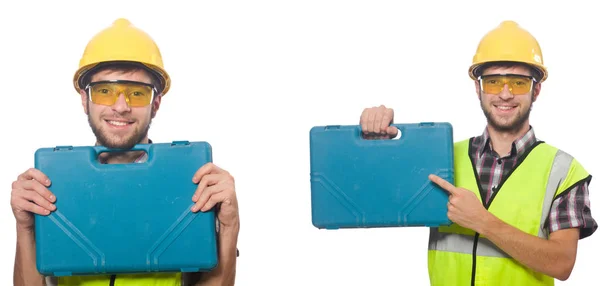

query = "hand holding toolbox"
[309, 122, 455, 229]
[33, 141, 218, 277]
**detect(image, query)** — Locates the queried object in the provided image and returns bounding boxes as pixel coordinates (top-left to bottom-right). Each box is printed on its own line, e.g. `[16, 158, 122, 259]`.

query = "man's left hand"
[191, 163, 239, 229]
[429, 174, 491, 233]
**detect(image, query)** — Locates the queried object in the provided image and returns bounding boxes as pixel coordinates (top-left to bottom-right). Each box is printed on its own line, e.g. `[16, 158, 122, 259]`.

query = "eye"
[132, 91, 144, 96]
[100, 89, 110, 94]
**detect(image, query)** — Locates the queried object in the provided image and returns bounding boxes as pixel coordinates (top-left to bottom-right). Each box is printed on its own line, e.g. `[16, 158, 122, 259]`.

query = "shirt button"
[497, 159, 502, 164]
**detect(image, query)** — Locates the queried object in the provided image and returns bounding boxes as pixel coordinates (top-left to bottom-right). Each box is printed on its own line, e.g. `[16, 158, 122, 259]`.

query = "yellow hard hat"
[73, 18, 171, 95]
[468, 20, 548, 83]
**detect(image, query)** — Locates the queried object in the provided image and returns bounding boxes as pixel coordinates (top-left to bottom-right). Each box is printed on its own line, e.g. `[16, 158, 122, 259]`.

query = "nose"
[111, 93, 131, 113]
[498, 84, 514, 100]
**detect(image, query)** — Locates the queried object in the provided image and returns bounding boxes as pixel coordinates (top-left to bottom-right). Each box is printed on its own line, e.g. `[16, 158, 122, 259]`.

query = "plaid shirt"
[469, 126, 597, 239]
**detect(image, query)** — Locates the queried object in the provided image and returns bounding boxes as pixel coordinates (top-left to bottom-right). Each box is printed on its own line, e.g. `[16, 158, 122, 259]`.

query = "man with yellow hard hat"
[358, 21, 596, 285]
[10, 19, 239, 286]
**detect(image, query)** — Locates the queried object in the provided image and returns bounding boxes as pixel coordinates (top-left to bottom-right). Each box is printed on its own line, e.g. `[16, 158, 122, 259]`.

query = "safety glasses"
[478, 74, 536, 95]
[86, 80, 157, 107]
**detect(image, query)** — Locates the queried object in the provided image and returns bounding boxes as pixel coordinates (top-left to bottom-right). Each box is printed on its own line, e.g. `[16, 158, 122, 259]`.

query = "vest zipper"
[467, 138, 487, 286]
[109, 275, 116, 286]
[471, 233, 480, 286]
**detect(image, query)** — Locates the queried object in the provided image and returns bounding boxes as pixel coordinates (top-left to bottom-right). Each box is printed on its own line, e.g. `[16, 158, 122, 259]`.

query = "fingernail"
[192, 195, 198, 201]
[49, 195, 55, 201]
[191, 205, 197, 212]
[46, 179, 51, 185]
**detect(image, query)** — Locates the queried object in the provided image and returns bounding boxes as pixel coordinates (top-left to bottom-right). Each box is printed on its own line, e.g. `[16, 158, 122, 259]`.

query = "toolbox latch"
[53, 146, 73, 151]
[171, 141, 191, 146]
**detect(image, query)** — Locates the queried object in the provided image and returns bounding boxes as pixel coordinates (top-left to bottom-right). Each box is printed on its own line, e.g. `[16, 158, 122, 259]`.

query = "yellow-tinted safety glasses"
[86, 80, 156, 107]
[478, 74, 536, 95]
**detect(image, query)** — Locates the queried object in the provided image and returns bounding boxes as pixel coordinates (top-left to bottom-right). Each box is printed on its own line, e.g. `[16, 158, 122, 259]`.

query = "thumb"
[386, 126, 399, 138]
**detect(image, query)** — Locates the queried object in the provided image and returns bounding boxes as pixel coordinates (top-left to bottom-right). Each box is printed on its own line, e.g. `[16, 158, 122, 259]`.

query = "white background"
[1, 0, 598, 285]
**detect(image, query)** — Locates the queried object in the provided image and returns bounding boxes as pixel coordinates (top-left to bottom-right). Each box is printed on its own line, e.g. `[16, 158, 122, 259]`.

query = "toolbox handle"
[354, 123, 406, 142]
[93, 143, 152, 154]
[92, 143, 153, 166]
[354, 122, 440, 139]
[353, 122, 442, 145]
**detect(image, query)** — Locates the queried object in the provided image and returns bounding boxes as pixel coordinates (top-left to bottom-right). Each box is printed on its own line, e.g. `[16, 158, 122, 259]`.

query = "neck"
[97, 137, 149, 164]
[486, 122, 530, 157]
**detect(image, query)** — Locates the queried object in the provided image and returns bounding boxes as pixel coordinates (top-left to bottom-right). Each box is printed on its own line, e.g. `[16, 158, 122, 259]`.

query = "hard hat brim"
[469, 60, 548, 83]
[73, 60, 171, 96]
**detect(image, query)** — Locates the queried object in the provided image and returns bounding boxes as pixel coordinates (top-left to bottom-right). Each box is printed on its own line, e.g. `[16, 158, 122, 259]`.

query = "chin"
[88, 116, 151, 150]
[101, 139, 138, 150]
[489, 118, 526, 133]
[96, 131, 147, 150]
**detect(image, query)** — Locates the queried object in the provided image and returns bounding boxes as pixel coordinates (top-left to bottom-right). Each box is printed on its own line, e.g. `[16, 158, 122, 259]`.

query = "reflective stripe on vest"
[427, 139, 591, 286]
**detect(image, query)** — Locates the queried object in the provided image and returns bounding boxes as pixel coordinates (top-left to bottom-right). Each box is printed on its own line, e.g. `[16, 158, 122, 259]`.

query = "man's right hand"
[11, 168, 56, 231]
[360, 105, 398, 139]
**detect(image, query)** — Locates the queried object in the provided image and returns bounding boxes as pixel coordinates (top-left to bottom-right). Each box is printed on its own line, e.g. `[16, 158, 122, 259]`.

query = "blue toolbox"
[34, 141, 218, 276]
[309, 123, 454, 229]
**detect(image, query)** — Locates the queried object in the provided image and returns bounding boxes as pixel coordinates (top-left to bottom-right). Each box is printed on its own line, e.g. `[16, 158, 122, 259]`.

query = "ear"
[151, 95, 162, 118]
[80, 89, 89, 115]
[474, 80, 482, 100]
[532, 83, 542, 102]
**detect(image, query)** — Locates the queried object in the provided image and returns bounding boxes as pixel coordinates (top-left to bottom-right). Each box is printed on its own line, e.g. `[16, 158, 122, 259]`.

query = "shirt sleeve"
[547, 180, 597, 239]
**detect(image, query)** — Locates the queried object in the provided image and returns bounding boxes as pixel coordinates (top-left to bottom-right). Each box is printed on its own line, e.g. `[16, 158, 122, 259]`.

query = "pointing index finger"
[429, 174, 457, 195]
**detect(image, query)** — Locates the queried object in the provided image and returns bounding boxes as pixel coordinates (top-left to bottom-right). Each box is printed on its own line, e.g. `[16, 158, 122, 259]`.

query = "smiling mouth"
[105, 119, 134, 127]
[494, 105, 516, 111]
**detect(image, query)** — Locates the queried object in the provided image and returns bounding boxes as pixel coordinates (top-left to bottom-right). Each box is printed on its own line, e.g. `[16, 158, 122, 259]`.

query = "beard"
[87, 110, 152, 150]
[480, 93, 533, 134]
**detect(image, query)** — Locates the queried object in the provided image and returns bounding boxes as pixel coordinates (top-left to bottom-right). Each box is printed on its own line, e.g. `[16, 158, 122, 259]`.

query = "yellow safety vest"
[428, 139, 590, 286]
[55, 273, 182, 286]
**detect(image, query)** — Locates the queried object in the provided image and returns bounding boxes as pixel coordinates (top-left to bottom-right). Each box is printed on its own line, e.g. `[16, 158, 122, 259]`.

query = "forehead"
[89, 69, 153, 84]
[481, 65, 532, 76]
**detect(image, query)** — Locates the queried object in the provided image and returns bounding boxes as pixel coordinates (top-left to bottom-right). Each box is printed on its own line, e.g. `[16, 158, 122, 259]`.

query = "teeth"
[497, 106, 513, 110]
[107, 120, 128, 126]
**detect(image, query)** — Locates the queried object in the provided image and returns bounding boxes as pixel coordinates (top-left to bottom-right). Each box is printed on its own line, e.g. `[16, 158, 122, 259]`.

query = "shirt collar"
[133, 138, 152, 163]
[477, 126, 537, 158]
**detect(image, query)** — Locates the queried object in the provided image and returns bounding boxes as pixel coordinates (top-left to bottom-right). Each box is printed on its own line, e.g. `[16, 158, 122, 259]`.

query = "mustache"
[489, 99, 518, 105]
[101, 114, 136, 121]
